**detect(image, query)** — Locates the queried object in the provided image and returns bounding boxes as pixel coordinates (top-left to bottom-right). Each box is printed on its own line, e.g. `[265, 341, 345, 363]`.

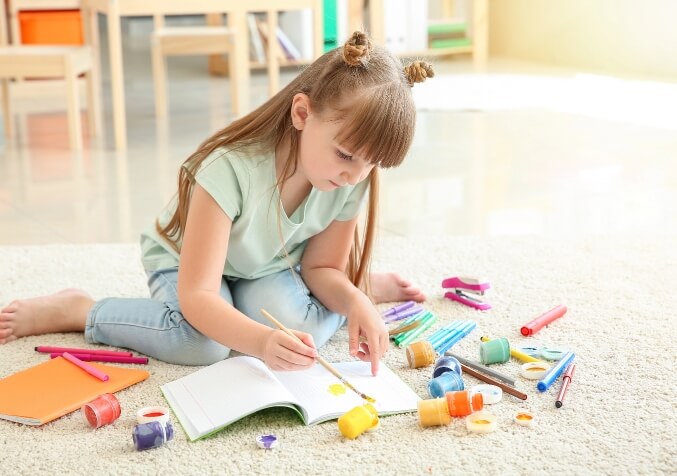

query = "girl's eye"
[336, 149, 353, 161]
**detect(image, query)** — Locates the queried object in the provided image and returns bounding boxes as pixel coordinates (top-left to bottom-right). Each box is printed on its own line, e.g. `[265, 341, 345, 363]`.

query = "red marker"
[520, 305, 567, 336]
[555, 363, 576, 408]
[36, 346, 133, 356]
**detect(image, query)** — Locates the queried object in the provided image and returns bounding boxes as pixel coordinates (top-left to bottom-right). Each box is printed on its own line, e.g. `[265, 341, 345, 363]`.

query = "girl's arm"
[177, 184, 317, 370]
[300, 217, 388, 375]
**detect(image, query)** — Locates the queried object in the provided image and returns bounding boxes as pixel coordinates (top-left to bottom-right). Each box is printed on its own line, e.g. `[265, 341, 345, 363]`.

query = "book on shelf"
[161, 355, 420, 441]
[247, 13, 266, 63]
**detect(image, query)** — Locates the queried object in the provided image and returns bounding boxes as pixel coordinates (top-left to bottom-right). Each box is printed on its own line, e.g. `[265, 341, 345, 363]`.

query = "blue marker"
[537, 351, 575, 392]
[436, 321, 477, 354]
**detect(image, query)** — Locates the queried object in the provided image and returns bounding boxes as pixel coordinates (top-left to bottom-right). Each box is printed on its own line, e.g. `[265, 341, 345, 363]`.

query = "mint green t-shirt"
[140, 146, 369, 279]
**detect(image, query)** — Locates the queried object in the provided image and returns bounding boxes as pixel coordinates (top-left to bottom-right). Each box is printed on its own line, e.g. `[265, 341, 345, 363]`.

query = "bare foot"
[369, 272, 426, 304]
[0, 289, 94, 344]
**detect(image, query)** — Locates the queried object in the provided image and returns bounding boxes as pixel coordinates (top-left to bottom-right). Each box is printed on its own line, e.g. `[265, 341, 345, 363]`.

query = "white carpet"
[1, 235, 675, 475]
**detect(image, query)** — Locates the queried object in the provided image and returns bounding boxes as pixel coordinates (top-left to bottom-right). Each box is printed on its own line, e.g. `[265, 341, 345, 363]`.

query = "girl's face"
[292, 94, 375, 192]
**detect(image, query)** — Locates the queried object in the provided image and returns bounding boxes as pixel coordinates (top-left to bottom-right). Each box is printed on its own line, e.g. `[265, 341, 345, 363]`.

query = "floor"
[1, 31, 676, 246]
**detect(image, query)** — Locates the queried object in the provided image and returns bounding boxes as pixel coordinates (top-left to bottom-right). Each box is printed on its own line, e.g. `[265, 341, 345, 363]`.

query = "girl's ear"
[290, 93, 311, 130]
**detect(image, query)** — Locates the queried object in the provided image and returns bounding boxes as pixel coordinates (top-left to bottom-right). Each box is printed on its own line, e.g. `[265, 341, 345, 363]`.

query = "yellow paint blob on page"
[328, 383, 347, 396]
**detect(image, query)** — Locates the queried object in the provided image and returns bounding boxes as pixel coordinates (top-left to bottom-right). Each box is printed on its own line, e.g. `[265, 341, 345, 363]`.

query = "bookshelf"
[369, 0, 488, 67]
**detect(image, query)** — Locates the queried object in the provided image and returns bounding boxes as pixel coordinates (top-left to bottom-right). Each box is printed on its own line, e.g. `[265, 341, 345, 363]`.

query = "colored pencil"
[260, 308, 375, 403]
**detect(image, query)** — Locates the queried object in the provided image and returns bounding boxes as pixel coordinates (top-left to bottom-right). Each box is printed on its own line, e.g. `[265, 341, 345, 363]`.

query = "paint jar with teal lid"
[432, 355, 462, 378]
[428, 371, 465, 398]
[480, 337, 510, 365]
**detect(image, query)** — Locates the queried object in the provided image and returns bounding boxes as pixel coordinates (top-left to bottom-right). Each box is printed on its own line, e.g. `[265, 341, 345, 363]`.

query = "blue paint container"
[132, 421, 174, 451]
[428, 371, 465, 398]
[432, 356, 462, 378]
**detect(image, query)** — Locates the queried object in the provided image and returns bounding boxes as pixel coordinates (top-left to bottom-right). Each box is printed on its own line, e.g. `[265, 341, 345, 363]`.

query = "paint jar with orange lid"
[406, 341, 436, 369]
[338, 404, 379, 439]
[417, 397, 451, 427]
[445, 390, 483, 417]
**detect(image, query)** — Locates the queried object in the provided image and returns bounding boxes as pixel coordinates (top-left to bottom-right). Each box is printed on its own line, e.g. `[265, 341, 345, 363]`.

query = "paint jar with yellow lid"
[406, 341, 436, 369]
[338, 404, 379, 439]
[417, 397, 452, 427]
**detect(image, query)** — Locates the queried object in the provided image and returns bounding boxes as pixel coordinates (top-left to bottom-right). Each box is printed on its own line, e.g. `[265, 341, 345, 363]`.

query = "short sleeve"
[194, 150, 245, 221]
[335, 179, 369, 221]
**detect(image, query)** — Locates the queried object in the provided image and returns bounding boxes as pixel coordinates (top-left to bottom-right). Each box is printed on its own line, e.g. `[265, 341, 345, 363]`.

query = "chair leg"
[227, 36, 241, 118]
[85, 68, 102, 138]
[151, 38, 168, 118]
[65, 60, 84, 150]
[1, 79, 12, 138]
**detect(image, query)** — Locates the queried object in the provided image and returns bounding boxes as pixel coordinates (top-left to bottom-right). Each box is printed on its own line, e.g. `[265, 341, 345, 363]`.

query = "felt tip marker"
[50, 353, 148, 364]
[555, 363, 576, 408]
[35, 346, 133, 357]
[61, 352, 109, 381]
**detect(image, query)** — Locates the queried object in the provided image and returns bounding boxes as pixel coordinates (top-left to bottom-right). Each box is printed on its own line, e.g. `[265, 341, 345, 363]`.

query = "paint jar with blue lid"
[479, 337, 510, 365]
[428, 371, 465, 398]
[432, 356, 462, 378]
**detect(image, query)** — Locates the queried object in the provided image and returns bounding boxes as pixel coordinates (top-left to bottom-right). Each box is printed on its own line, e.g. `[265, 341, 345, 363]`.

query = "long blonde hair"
[157, 31, 434, 296]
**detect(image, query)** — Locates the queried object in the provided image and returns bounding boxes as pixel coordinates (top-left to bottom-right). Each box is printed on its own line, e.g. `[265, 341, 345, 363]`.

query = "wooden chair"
[151, 15, 243, 119]
[0, 0, 100, 150]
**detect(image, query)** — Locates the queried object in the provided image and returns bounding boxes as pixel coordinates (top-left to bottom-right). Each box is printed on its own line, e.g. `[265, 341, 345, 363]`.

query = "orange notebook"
[0, 357, 149, 425]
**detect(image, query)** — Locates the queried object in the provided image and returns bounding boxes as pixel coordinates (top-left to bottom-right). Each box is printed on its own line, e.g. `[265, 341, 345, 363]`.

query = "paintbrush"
[260, 308, 375, 403]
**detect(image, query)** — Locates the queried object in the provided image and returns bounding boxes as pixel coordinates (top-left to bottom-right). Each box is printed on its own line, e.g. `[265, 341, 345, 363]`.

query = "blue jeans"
[84, 267, 346, 365]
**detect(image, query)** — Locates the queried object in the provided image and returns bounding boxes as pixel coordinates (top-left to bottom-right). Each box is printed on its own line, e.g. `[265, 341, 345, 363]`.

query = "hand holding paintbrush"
[261, 309, 375, 403]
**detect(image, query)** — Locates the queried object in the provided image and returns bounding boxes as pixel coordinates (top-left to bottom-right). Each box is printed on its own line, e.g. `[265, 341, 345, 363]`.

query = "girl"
[0, 32, 433, 376]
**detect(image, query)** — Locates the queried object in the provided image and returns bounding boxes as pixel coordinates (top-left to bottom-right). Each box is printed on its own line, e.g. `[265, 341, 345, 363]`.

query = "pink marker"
[61, 352, 109, 381]
[35, 346, 133, 357]
[50, 353, 148, 364]
[520, 305, 567, 336]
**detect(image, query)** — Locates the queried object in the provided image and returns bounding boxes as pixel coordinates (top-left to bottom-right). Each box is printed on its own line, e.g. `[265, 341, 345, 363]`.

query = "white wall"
[489, 0, 677, 78]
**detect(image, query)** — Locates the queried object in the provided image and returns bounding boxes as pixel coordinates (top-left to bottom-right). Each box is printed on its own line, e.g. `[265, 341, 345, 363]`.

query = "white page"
[273, 361, 420, 424]
[161, 356, 300, 440]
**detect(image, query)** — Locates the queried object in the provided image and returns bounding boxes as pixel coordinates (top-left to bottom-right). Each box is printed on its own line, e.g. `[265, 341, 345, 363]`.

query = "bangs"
[332, 83, 416, 168]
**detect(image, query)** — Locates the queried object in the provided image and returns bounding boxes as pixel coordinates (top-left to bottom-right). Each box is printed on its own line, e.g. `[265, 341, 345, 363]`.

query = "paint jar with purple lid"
[132, 421, 174, 451]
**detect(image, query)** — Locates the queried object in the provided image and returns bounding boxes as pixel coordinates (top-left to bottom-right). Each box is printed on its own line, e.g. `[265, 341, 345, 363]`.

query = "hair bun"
[404, 60, 435, 86]
[343, 31, 372, 66]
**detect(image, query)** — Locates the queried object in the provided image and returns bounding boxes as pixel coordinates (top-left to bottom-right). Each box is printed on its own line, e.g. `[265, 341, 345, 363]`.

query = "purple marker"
[382, 301, 416, 317]
[384, 305, 424, 323]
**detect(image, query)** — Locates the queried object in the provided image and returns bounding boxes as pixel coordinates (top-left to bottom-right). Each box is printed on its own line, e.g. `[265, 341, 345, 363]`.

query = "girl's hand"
[347, 295, 389, 376]
[263, 329, 318, 371]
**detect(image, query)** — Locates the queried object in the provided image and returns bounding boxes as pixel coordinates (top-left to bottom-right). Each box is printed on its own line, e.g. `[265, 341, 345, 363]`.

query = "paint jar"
[428, 371, 465, 398]
[132, 421, 174, 451]
[479, 337, 510, 365]
[81, 393, 121, 429]
[136, 406, 171, 427]
[417, 397, 452, 427]
[406, 341, 436, 369]
[432, 355, 462, 378]
[337, 404, 379, 439]
[445, 390, 483, 417]
[466, 411, 497, 433]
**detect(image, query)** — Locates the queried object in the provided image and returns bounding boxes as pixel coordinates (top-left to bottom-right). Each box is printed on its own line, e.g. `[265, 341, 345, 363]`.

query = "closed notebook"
[0, 356, 149, 425]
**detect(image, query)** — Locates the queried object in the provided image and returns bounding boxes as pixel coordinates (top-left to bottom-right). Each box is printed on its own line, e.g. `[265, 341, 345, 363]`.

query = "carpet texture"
[0, 235, 674, 475]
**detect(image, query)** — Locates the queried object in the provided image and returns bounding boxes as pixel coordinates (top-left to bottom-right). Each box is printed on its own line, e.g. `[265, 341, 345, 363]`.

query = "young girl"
[0, 32, 433, 376]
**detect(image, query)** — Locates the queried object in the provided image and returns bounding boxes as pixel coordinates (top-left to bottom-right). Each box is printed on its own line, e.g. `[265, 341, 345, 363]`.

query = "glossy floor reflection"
[1, 49, 675, 245]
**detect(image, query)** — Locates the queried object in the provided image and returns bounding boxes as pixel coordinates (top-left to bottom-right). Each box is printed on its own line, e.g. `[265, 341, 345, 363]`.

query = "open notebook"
[161, 356, 420, 441]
